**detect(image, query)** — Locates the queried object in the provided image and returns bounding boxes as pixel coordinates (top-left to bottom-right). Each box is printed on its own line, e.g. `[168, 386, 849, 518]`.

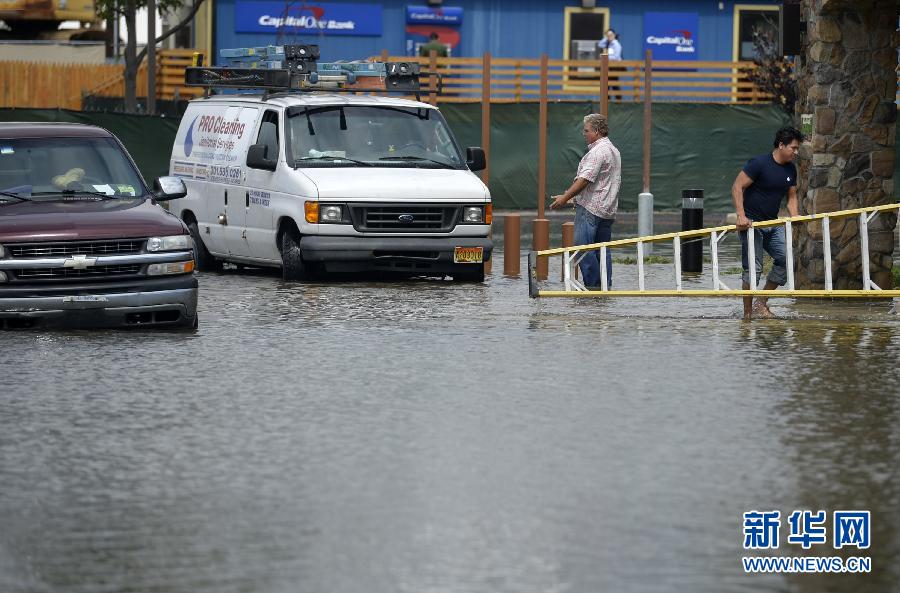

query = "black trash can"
[681, 189, 704, 273]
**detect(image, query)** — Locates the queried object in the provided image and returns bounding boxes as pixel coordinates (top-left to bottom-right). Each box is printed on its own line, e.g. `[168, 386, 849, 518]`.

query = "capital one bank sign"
[643, 12, 698, 60]
[234, 2, 383, 36]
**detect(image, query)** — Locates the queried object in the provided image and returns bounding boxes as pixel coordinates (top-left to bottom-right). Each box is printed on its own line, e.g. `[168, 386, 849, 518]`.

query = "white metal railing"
[529, 203, 900, 298]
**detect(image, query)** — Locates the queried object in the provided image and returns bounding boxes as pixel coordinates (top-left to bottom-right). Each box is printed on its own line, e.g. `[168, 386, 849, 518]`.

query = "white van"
[169, 93, 492, 281]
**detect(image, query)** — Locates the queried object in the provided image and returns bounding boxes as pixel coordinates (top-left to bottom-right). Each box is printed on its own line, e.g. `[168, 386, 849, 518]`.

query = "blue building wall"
[213, 0, 781, 64]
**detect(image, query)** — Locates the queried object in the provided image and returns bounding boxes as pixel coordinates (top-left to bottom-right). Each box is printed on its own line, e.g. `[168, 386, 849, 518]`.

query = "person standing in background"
[598, 29, 623, 100]
[418, 32, 448, 58]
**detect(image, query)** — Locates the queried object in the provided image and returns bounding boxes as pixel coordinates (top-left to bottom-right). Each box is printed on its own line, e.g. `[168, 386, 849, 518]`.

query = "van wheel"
[452, 265, 485, 283]
[188, 222, 222, 272]
[280, 226, 308, 281]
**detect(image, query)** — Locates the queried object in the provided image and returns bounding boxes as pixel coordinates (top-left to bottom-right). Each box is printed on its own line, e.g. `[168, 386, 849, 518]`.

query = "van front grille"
[350, 205, 459, 232]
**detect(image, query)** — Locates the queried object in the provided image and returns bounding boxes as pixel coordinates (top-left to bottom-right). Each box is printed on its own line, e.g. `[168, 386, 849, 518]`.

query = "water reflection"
[1, 223, 898, 593]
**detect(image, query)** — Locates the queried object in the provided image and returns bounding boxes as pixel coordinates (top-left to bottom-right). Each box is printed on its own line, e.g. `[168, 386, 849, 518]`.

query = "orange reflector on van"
[485, 203, 493, 225]
[304, 201, 318, 223]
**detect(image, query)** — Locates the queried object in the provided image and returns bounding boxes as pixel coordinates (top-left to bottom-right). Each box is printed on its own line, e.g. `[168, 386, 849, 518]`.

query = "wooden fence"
[376, 52, 773, 104]
[2, 49, 898, 110]
[0, 49, 202, 110]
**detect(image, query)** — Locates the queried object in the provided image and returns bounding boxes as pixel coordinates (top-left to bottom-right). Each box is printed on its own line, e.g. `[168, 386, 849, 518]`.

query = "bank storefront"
[210, 0, 784, 63]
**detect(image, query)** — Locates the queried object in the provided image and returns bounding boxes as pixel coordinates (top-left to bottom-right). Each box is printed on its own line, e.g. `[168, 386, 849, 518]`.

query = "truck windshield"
[287, 105, 465, 168]
[0, 137, 146, 197]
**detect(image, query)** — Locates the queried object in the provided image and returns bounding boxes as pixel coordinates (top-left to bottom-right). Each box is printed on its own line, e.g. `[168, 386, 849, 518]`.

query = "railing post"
[428, 50, 438, 106]
[784, 221, 795, 290]
[533, 53, 550, 281]
[859, 212, 871, 290]
[561, 221, 574, 281]
[537, 53, 548, 217]
[504, 213, 521, 276]
[514, 60, 522, 101]
[481, 52, 491, 186]
[599, 53, 609, 118]
[747, 228, 757, 290]
[710, 231, 720, 289]
[147, 0, 156, 115]
[639, 49, 654, 255]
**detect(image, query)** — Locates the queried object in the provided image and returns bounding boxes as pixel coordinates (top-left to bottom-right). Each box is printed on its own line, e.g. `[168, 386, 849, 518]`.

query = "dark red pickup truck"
[0, 123, 198, 329]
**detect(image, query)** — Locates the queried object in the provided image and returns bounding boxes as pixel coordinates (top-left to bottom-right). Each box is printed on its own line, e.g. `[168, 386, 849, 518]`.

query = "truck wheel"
[188, 222, 222, 272]
[280, 226, 308, 281]
[452, 265, 485, 283]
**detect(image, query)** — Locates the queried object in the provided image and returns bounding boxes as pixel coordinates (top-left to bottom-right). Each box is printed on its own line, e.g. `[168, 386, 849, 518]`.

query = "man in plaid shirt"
[550, 113, 621, 287]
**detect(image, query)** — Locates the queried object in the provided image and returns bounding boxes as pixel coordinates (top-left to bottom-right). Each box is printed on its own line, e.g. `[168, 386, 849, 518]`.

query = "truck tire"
[188, 222, 222, 272]
[280, 226, 308, 281]
[452, 265, 485, 283]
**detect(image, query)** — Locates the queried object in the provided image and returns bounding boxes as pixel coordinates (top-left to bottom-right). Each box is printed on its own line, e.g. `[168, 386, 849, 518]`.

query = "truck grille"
[12, 264, 143, 280]
[350, 205, 459, 232]
[7, 239, 145, 258]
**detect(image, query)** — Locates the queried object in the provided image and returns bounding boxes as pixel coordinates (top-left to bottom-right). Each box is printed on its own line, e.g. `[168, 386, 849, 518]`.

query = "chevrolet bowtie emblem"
[63, 254, 98, 269]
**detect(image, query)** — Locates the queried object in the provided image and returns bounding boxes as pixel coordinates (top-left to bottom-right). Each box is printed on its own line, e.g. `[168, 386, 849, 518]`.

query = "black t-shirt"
[742, 153, 797, 221]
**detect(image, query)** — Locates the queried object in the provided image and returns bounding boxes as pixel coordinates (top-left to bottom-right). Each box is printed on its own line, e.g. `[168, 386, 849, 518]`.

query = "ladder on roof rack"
[528, 202, 900, 299]
[184, 44, 434, 95]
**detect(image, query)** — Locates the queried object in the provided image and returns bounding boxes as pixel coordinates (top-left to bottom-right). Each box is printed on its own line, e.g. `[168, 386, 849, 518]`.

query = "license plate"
[454, 246, 483, 264]
[63, 295, 108, 303]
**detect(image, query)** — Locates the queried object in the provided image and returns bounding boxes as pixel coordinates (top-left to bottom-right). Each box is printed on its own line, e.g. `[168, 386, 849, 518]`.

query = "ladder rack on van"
[527, 202, 900, 299]
[185, 44, 437, 96]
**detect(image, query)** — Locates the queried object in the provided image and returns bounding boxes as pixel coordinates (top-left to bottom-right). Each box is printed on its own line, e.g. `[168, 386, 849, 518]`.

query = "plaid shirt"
[574, 136, 621, 219]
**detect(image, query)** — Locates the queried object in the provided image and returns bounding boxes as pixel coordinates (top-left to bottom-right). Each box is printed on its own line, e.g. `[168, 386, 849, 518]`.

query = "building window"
[733, 5, 779, 61]
[563, 6, 611, 62]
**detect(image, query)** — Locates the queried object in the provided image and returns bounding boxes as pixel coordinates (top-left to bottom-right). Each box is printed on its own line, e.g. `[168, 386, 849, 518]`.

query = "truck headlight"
[147, 260, 195, 275]
[147, 235, 192, 252]
[463, 206, 484, 224]
[320, 204, 343, 223]
[0, 271, 7, 283]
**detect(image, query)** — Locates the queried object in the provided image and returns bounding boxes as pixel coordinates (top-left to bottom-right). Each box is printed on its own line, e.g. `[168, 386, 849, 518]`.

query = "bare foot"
[752, 301, 776, 319]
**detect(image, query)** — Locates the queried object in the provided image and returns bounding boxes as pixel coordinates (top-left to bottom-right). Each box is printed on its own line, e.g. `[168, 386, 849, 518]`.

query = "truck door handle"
[246, 191, 250, 208]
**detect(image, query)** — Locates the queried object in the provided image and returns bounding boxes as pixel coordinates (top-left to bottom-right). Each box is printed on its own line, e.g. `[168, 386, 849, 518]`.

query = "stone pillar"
[795, 0, 897, 290]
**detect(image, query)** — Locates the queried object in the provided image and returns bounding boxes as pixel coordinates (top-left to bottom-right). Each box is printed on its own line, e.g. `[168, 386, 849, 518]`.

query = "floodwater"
[2, 214, 899, 593]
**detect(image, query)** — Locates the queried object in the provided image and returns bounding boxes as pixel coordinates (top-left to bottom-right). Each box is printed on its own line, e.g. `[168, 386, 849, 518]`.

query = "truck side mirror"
[153, 176, 187, 200]
[247, 144, 277, 171]
[466, 147, 486, 172]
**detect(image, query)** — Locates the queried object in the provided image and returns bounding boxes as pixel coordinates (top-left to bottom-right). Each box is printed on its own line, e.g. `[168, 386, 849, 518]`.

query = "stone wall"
[795, 0, 897, 290]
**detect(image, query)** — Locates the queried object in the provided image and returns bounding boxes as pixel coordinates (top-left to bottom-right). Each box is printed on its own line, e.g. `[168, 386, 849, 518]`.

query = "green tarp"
[441, 102, 794, 210]
[3, 105, 893, 211]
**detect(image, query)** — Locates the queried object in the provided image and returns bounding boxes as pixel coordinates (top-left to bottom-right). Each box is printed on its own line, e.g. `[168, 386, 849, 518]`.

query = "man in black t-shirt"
[731, 127, 802, 320]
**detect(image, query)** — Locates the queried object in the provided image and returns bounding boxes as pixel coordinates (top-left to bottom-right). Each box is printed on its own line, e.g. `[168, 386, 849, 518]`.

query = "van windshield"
[0, 137, 146, 197]
[286, 105, 465, 169]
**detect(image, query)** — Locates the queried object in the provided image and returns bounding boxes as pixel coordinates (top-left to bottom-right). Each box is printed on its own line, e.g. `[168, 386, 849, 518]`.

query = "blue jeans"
[574, 204, 614, 287]
[739, 225, 788, 287]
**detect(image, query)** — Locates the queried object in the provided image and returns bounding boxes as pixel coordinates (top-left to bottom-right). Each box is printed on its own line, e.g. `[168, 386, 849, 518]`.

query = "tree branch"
[134, 0, 207, 69]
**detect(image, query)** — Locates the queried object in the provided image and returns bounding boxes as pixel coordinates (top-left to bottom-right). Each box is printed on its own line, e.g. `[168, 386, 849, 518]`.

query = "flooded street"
[2, 218, 899, 593]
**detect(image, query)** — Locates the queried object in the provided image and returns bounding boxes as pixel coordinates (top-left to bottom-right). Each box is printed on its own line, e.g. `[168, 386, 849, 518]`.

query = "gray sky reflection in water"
[1, 255, 898, 593]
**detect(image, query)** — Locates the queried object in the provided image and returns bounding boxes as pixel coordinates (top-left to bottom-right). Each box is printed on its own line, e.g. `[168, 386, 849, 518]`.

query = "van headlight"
[0, 244, 5, 258]
[147, 235, 192, 252]
[320, 204, 343, 223]
[463, 206, 484, 224]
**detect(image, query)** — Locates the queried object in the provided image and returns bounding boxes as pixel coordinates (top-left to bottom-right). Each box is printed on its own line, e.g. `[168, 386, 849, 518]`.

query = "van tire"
[188, 222, 222, 272]
[452, 265, 485, 283]
[280, 226, 308, 281]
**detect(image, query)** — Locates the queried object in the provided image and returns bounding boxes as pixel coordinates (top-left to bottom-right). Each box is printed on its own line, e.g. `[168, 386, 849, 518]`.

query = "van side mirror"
[466, 147, 486, 172]
[247, 144, 277, 171]
[153, 176, 187, 200]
